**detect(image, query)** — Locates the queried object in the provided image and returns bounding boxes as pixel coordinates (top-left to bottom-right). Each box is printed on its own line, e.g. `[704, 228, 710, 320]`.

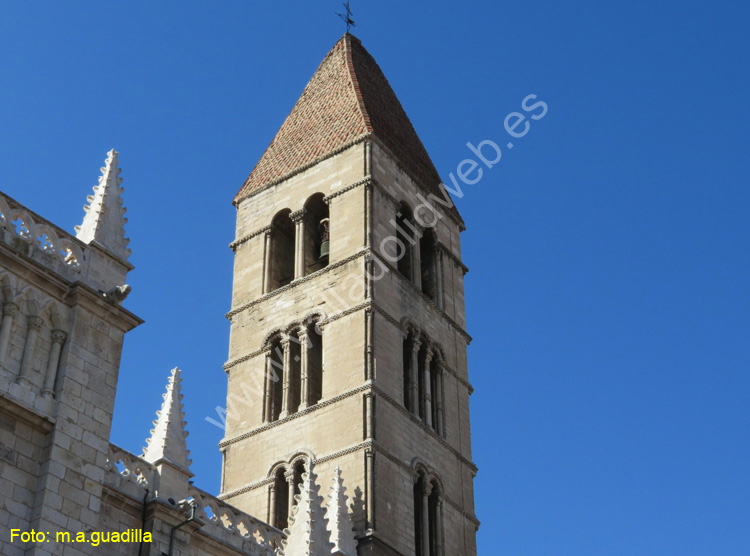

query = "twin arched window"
[269, 459, 306, 529]
[402, 330, 445, 437]
[264, 321, 324, 423]
[264, 194, 330, 293]
[413, 471, 443, 556]
[394, 203, 442, 307]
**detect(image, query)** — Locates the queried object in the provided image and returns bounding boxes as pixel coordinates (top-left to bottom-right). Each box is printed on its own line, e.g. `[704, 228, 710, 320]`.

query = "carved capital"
[27, 315, 43, 331]
[411, 338, 422, 353]
[422, 481, 433, 497]
[2, 302, 18, 318]
[403, 323, 421, 338]
[51, 329, 67, 344]
[289, 209, 307, 224]
[284, 469, 296, 484]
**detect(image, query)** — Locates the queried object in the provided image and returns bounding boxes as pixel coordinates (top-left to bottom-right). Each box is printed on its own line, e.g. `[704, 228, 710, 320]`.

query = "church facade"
[0, 34, 479, 556]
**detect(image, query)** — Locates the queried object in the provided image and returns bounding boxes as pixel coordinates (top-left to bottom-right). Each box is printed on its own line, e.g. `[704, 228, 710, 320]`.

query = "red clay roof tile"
[235, 34, 461, 223]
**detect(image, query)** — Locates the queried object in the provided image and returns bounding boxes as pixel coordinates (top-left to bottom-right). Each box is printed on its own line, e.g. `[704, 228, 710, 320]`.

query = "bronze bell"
[319, 218, 330, 259]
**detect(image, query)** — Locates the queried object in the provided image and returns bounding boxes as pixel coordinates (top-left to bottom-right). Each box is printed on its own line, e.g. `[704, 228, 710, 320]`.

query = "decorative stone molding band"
[220, 383, 371, 447]
[366, 135, 465, 231]
[231, 175, 373, 252]
[369, 305, 473, 393]
[218, 441, 375, 502]
[367, 250, 472, 344]
[370, 384, 477, 474]
[226, 246, 471, 346]
[219, 437, 480, 528]
[222, 300, 370, 372]
[322, 176, 374, 203]
[235, 135, 374, 205]
[369, 442, 480, 528]
[232, 133, 467, 235]
[218, 380, 477, 474]
[438, 243, 469, 275]
[226, 249, 369, 319]
[229, 225, 272, 252]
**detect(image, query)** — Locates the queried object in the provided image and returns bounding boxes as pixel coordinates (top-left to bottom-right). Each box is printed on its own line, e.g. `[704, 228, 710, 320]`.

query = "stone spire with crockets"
[75, 149, 131, 261]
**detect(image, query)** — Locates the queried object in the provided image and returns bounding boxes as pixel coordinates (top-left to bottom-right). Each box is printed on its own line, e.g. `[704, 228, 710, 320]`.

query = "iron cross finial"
[336, 1, 355, 33]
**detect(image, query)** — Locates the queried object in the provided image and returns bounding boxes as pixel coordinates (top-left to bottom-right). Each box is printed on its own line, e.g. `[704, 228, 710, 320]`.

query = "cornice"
[234, 136, 372, 206]
[218, 381, 476, 473]
[219, 433, 479, 528]
[229, 225, 272, 252]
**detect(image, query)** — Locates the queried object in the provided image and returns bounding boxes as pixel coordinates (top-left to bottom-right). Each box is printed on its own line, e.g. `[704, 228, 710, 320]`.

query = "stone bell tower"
[219, 34, 479, 556]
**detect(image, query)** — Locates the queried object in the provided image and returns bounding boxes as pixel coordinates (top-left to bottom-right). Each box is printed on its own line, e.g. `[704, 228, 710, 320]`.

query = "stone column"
[364, 392, 374, 439]
[268, 483, 277, 527]
[410, 338, 421, 417]
[263, 350, 274, 422]
[291, 209, 306, 279]
[279, 338, 292, 419]
[434, 244, 444, 310]
[41, 329, 66, 398]
[285, 469, 297, 516]
[0, 302, 18, 366]
[17, 315, 42, 385]
[298, 327, 310, 410]
[435, 362, 445, 437]
[436, 495, 444, 556]
[421, 481, 433, 556]
[263, 229, 273, 293]
[422, 348, 434, 427]
[412, 231, 422, 290]
[365, 448, 375, 531]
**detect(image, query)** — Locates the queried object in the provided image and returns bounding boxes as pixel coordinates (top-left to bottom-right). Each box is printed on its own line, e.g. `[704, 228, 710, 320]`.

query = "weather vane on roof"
[336, 1, 355, 33]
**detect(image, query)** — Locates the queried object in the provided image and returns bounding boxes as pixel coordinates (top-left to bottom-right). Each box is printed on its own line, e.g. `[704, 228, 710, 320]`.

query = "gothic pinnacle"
[327, 466, 358, 556]
[142, 367, 192, 471]
[75, 149, 132, 261]
[281, 460, 334, 556]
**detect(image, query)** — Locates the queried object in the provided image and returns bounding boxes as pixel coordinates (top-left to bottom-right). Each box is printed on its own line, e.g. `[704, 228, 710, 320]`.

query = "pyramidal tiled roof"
[235, 34, 452, 212]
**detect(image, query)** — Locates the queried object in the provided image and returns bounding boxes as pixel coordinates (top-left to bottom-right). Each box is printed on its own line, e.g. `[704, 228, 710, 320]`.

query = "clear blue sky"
[1, 1, 749, 555]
